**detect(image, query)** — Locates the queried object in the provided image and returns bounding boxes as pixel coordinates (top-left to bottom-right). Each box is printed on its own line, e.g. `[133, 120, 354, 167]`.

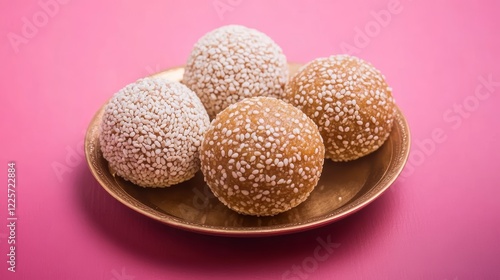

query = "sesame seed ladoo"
[283, 55, 396, 161]
[200, 97, 325, 216]
[99, 77, 210, 188]
[183, 25, 288, 119]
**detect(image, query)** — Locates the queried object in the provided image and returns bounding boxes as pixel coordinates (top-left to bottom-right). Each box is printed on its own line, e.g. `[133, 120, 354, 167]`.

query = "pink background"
[1, 0, 500, 279]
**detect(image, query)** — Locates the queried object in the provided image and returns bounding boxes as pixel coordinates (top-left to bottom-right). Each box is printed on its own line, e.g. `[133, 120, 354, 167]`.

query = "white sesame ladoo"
[183, 25, 288, 119]
[283, 55, 396, 161]
[99, 77, 210, 188]
[200, 97, 325, 216]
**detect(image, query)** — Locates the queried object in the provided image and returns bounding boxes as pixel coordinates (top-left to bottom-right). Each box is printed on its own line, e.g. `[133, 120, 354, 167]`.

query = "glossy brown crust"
[283, 55, 396, 161]
[200, 97, 325, 216]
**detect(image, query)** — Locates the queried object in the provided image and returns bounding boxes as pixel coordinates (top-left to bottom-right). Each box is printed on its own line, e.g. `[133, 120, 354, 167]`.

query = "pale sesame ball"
[182, 25, 288, 119]
[200, 97, 325, 216]
[283, 55, 396, 161]
[99, 77, 210, 188]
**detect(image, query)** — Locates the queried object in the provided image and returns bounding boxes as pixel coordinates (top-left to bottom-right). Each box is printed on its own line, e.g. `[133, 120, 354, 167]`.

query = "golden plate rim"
[85, 64, 411, 237]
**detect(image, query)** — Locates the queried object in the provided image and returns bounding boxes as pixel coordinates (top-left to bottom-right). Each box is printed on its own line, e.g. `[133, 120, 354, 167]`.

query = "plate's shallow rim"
[85, 65, 411, 237]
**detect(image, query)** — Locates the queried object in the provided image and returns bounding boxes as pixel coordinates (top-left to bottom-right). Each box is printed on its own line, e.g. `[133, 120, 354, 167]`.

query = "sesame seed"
[182, 25, 288, 118]
[282, 54, 396, 161]
[100, 77, 210, 187]
[198, 96, 325, 216]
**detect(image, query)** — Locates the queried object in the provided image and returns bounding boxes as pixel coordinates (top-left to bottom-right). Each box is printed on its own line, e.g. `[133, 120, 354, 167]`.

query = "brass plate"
[85, 64, 411, 237]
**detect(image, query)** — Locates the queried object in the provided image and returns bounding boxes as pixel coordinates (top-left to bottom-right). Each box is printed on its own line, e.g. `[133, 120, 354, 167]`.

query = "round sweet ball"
[182, 25, 288, 119]
[200, 96, 325, 216]
[283, 55, 396, 161]
[99, 77, 210, 188]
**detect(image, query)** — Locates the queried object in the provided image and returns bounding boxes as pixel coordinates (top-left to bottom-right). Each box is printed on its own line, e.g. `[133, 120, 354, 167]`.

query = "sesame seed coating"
[99, 77, 210, 188]
[182, 25, 288, 119]
[200, 97, 325, 216]
[283, 55, 396, 161]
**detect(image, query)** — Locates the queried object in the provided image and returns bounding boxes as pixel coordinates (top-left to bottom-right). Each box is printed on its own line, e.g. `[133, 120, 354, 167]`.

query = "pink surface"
[1, 0, 499, 279]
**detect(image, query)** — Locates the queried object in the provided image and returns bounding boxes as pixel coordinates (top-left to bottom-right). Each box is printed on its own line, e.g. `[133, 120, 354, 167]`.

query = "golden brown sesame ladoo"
[283, 55, 396, 162]
[99, 77, 210, 188]
[200, 97, 325, 216]
[182, 25, 288, 119]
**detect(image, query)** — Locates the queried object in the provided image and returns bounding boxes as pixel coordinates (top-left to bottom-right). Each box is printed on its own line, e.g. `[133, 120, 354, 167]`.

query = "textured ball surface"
[183, 25, 288, 119]
[283, 55, 396, 161]
[100, 77, 210, 187]
[200, 97, 325, 216]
